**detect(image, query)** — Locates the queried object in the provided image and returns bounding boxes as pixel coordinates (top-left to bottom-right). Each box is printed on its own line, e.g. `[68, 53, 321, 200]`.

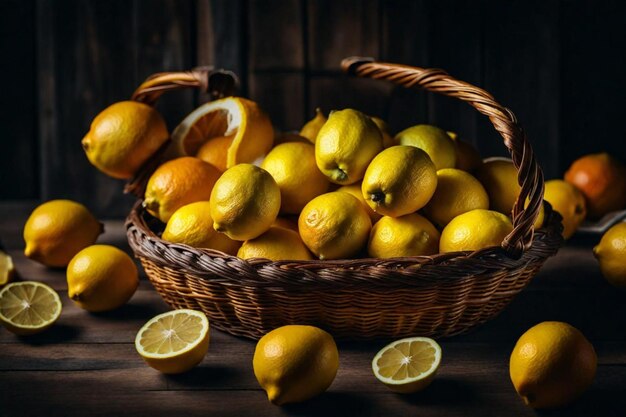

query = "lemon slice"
[0, 281, 62, 335]
[135, 309, 210, 374]
[372, 337, 442, 393]
[0, 250, 15, 286]
[171, 97, 274, 168]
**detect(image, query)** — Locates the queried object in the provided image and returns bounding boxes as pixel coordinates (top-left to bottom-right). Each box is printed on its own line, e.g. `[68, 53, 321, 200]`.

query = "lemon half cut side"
[0, 281, 62, 335]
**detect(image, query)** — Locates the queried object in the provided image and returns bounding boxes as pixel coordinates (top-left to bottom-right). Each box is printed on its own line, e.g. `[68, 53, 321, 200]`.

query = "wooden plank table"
[0, 211, 625, 417]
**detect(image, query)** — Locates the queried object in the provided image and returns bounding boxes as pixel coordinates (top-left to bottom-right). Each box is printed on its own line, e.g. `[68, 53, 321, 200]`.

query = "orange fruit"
[195, 135, 234, 172]
[144, 157, 221, 223]
[564, 153, 626, 219]
[171, 97, 274, 168]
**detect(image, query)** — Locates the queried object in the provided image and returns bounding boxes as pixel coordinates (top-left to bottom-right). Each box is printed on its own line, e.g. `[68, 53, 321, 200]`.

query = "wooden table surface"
[1, 207, 625, 417]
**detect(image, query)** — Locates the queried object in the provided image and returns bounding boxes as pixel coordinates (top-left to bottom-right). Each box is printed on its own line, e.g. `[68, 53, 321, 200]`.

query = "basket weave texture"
[125, 58, 563, 340]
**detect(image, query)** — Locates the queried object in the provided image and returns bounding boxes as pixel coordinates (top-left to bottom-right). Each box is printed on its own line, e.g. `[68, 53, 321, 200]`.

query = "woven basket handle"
[341, 57, 544, 258]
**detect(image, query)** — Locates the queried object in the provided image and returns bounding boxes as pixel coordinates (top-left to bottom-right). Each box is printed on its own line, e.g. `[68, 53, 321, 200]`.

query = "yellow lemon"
[543, 179, 586, 239]
[423, 168, 489, 227]
[273, 217, 299, 232]
[261, 142, 329, 214]
[210, 164, 281, 241]
[67, 245, 139, 312]
[82, 101, 169, 179]
[298, 192, 371, 260]
[0, 250, 16, 287]
[144, 156, 221, 223]
[396, 124, 456, 170]
[371, 116, 396, 148]
[368, 214, 440, 258]
[237, 227, 313, 261]
[440, 209, 513, 253]
[510, 321, 596, 409]
[253, 325, 339, 405]
[362, 146, 437, 217]
[337, 182, 382, 224]
[448, 131, 482, 172]
[372, 337, 442, 393]
[315, 109, 383, 184]
[274, 132, 311, 145]
[300, 108, 326, 143]
[593, 222, 626, 287]
[162, 201, 241, 255]
[0, 281, 62, 335]
[24, 200, 103, 268]
[475, 158, 520, 215]
[135, 309, 209, 374]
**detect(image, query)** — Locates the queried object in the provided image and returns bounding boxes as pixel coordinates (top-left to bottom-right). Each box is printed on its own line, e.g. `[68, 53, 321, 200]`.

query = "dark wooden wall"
[2, 0, 626, 217]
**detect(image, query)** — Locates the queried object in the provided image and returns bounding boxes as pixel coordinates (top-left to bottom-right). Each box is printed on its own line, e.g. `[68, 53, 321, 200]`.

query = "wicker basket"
[125, 58, 563, 340]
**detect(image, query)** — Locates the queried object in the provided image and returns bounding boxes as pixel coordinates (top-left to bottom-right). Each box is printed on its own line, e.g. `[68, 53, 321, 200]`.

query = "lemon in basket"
[253, 325, 339, 405]
[396, 124, 456, 170]
[372, 337, 442, 393]
[0, 281, 62, 335]
[135, 309, 210, 374]
[82, 101, 169, 179]
[448, 131, 482, 172]
[315, 109, 383, 184]
[300, 108, 326, 143]
[337, 182, 382, 224]
[593, 222, 626, 287]
[238, 227, 313, 261]
[440, 209, 513, 253]
[0, 250, 16, 287]
[210, 164, 281, 241]
[368, 213, 440, 258]
[362, 146, 437, 217]
[371, 116, 396, 148]
[475, 158, 520, 215]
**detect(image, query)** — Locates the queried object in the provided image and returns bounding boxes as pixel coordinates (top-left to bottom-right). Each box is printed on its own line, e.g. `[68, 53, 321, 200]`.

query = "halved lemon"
[0, 281, 62, 335]
[0, 250, 15, 286]
[372, 337, 442, 393]
[135, 309, 210, 374]
[171, 97, 274, 168]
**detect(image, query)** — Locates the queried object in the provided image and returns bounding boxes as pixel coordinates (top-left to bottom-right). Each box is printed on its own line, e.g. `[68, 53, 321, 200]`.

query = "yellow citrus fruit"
[396, 124, 456, 170]
[135, 309, 210, 374]
[368, 214, 440, 258]
[372, 337, 442, 393]
[371, 116, 396, 148]
[475, 158, 520, 215]
[0, 281, 62, 335]
[0, 250, 16, 287]
[67, 245, 138, 312]
[300, 108, 327, 143]
[440, 209, 513, 253]
[315, 109, 383, 184]
[171, 97, 274, 168]
[273, 217, 299, 232]
[82, 101, 169, 179]
[210, 164, 281, 241]
[543, 179, 586, 239]
[362, 145, 437, 217]
[162, 201, 241, 255]
[423, 168, 489, 227]
[24, 200, 103, 268]
[195, 135, 234, 172]
[337, 182, 382, 224]
[274, 132, 311, 145]
[144, 156, 221, 223]
[237, 227, 313, 261]
[261, 142, 330, 214]
[299, 192, 371, 260]
[593, 222, 626, 287]
[448, 131, 482, 172]
[253, 325, 339, 405]
[510, 321, 596, 409]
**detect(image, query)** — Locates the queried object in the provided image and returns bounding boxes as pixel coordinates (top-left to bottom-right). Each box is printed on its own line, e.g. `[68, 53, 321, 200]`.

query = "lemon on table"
[448, 131, 482, 172]
[237, 227, 313, 261]
[440, 209, 513, 253]
[337, 182, 382, 224]
[24, 200, 103, 268]
[362, 146, 437, 217]
[299, 192, 371, 260]
[171, 97, 274, 168]
[253, 325, 339, 405]
[368, 214, 440, 258]
[0, 281, 62, 335]
[371, 116, 396, 148]
[593, 222, 626, 287]
[510, 321, 596, 409]
[82, 101, 169, 179]
[543, 179, 586, 239]
[372, 337, 442, 393]
[195, 135, 234, 172]
[300, 108, 326, 143]
[135, 309, 210, 374]
[162, 201, 241, 255]
[67, 245, 138, 312]
[396, 124, 456, 170]
[0, 250, 16, 287]
[423, 168, 489, 227]
[475, 158, 520, 215]
[210, 164, 281, 241]
[315, 109, 383, 184]
[261, 142, 330, 214]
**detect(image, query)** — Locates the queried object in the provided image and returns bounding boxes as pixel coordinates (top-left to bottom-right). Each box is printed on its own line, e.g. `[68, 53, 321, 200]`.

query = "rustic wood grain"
[249, 73, 305, 131]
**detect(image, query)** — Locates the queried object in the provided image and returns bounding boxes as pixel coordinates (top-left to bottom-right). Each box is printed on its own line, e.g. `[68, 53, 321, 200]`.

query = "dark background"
[1, 0, 625, 217]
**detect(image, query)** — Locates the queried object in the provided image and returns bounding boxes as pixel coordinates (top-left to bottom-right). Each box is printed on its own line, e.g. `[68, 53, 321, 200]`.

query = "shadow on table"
[281, 391, 375, 416]
[394, 377, 475, 406]
[536, 387, 626, 417]
[88, 300, 165, 321]
[17, 323, 81, 345]
[163, 364, 243, 389]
